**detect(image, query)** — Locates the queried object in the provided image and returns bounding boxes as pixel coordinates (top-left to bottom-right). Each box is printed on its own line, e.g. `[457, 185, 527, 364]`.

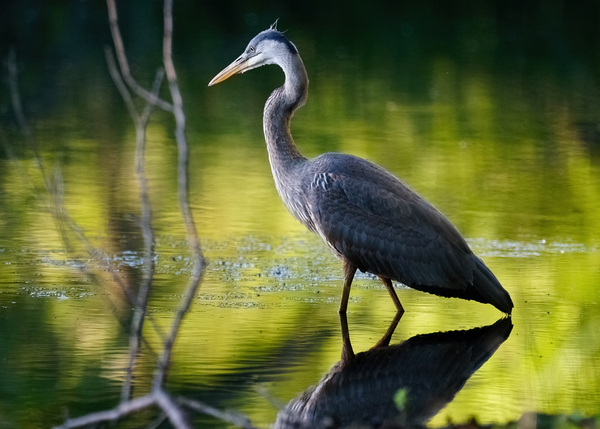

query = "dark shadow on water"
[274, 314, 513, 429]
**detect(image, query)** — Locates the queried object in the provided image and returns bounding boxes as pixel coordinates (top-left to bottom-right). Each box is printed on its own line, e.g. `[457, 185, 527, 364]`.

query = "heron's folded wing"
[306, 170, 476, 290]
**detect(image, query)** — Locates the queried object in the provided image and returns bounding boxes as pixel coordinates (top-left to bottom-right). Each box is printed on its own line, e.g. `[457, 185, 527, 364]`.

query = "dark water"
[1, 1, 600, 428]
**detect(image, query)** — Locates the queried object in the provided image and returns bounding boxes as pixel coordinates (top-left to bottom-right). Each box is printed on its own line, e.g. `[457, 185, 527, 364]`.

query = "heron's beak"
[208, 55, 249, 86]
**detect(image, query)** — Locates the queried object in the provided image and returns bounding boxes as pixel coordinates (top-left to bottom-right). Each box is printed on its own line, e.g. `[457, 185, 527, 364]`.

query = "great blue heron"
[209, 26, 513, 314]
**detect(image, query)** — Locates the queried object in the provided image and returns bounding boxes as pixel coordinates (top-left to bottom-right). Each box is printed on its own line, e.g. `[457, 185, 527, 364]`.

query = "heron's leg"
[339, 312, 355, 364]
[339, 259, 357, 313]
[379, 276, 405, 314]
[372, 310, 403, 349]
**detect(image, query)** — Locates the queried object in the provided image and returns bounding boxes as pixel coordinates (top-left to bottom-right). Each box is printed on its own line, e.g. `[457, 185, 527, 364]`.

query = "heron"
[209, 25, 513, 314]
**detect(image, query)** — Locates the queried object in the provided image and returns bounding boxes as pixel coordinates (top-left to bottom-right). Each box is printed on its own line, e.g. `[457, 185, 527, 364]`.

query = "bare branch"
[6, 49, 140, 307]
[50, 166, 164, 352]
[178, 397, 259, 429]
[0, 126, 32, 186]
[8, 48, 169, 375]
[6, 48, 51, 192]
[6, 48, 33, 141]
[255, 385, 286, 411]
[4, 58, 159, 356]
[104, 46, 140, 123]
[153, 389, 192, 429]
[21, 1, 259, 427]
[106, 47, 166, 401]
[121, 67, 163, 401]
[53, 394, 155, 429]
[7, 49, 140, 301]
[153, 0, 207, 388]
[146, 412, 168, 429]
[105, 0, 174, 112]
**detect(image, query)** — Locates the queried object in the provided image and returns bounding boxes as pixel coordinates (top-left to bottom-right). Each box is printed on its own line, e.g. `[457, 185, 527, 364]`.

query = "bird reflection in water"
[274, 314, 513, 429]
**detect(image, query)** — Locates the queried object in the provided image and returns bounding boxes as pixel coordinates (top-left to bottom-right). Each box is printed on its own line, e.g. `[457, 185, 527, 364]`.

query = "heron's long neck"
[263, 54, 309, 178]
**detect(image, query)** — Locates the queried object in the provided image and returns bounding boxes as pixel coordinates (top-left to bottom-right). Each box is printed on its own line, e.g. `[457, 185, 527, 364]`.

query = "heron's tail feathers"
[472, 257, 513, 314]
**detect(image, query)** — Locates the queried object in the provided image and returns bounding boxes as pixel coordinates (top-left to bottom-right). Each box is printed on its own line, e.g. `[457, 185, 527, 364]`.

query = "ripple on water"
[467, 238, 596, 258]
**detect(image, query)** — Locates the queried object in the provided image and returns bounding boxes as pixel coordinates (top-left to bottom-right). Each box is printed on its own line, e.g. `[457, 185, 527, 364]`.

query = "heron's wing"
[306, 168, 477, 290]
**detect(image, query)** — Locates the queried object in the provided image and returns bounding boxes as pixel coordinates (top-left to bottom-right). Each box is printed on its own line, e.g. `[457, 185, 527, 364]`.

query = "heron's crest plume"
[249, 28, 298, 57]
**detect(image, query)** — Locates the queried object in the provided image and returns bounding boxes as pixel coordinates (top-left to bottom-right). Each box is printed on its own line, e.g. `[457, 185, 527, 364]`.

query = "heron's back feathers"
[302, 154, 513, 313]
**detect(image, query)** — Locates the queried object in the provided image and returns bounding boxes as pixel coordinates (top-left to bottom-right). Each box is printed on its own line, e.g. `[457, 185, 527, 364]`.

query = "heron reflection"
[274, 315, 512, 429]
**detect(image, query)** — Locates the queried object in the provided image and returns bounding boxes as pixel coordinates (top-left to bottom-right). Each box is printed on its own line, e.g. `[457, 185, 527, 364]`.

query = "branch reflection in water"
[275, 315, 512, 429]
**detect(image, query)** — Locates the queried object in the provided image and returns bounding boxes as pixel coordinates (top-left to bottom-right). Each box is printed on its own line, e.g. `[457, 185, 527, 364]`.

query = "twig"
[54, 394, 155, 429]
[50, 164, 163, 355]
[104, 45, 140, 123]
[123, 66, 163, 401]
[5, 49, 146, 310]
[106, 0, 174, 112]
[178, 397, 258, 429]
[153, 389, 192, 429]
[0, 126, 32, 187]
[6, 49, 146, 301]
[7, 50, 73, 253]
[54, 388, 261, 429]
[153, 0, 207, 388]
[255, 385, 286, 411]
[45, 0, 258, 427]
[3, 120, 153, 348]
[7, 49, 33, 141]
[146, 412, 168, 429]
[6, 48, 50, 190]
[105, 45, 164, 402]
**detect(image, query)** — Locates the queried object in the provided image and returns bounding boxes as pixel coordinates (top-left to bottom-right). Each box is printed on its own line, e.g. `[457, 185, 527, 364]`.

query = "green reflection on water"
[1, 2, 600, 428]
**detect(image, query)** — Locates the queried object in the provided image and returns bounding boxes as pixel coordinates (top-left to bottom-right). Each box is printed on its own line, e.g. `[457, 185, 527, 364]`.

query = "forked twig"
[51, 0, 254, 426]
[106, 0, 174, 112]
[105, 45, 164, 402]
[153, 389, 192, 429]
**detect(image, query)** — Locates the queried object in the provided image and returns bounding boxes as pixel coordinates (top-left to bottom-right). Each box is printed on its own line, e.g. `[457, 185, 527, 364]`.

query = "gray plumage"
[209, 27, 513, 314]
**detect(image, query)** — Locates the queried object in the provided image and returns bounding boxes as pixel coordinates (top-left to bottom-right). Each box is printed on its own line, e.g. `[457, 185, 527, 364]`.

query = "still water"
[1, 3, 600, 428]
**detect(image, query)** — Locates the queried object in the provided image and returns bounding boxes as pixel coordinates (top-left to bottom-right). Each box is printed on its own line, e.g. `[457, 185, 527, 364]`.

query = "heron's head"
[208, 28, 299, 86]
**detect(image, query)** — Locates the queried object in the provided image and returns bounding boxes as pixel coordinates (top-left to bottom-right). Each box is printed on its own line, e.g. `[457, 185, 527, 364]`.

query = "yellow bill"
[208, 55, 248, 86]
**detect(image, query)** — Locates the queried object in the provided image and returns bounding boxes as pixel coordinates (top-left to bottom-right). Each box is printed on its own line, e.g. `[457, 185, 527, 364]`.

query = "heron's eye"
[249, 46, 255, 53]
